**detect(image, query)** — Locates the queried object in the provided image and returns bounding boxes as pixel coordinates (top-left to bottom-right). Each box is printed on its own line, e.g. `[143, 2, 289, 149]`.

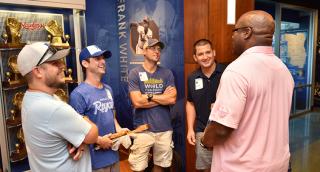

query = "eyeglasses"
[232, 26, 253, 32]
[36, 45, 58, 66]
[147, 46, 162, 52]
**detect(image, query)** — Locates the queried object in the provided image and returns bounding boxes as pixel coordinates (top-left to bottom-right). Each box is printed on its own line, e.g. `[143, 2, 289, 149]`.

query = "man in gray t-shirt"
[17, 42, 98, 172]
[128, 39, 177, 171]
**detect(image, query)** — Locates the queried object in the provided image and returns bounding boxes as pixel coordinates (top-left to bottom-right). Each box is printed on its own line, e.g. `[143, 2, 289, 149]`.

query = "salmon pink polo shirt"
[209, 46, 294, 172]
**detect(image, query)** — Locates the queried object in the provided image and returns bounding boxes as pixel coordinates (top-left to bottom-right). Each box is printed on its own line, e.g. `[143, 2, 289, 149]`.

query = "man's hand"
[97, 134, 113, 149]
[187, 130, 196, 146]
[116, 127, 130, 133]
[67, 143, 85, 161]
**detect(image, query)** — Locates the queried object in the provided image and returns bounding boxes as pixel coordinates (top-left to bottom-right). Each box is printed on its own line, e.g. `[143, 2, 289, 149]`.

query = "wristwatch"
[147, 93, 153, 102]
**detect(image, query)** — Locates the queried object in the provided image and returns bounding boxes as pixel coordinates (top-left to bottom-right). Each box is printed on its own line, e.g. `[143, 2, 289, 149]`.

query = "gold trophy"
[11, 128, 27, 162]
[6, 92, 24, 127]
[13, 92, 24, 110]
[54, 88, 68, 102]
[0, 17, 26, 48]
[6, 109, 21, 126]
[45, 20, 70, 48]
[3, 55, 25, 88]
[64, 68, 74, 83]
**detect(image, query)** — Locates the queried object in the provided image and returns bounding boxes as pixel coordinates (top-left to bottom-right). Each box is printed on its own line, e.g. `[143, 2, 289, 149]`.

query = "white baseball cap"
[17, 42, 70, 76]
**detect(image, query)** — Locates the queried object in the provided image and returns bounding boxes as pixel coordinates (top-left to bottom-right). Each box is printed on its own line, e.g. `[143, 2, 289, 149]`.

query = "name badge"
[195, 78, 203, 90]
[139, 72, 148, 81]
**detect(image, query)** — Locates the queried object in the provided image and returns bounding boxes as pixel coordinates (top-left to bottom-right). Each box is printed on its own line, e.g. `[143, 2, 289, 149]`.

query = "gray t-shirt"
[128, 65, 175, 132]
[21, 91, 92, 172]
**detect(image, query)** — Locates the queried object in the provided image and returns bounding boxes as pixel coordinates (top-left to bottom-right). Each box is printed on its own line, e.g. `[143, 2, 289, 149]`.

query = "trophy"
[6, 109, 21, 126]
[3, 55, 25, 88]
[54, 88, 68, 102]
[0, 17, 26, 48]
[64, 68, 74, 83]
[13, 92, 24, 110]
[6, 92, 24, 127]
[45, 20, 70, 48]
[11, 128, 27, 162]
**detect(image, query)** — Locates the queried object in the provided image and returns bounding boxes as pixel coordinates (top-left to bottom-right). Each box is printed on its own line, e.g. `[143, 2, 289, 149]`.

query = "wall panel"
[184, 0, 209, 64]
[209, 0, 255, 63]
[184, 1, 208, 170]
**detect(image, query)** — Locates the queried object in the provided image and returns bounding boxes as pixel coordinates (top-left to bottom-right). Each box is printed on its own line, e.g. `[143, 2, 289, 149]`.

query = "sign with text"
[0, 10, 63, 43]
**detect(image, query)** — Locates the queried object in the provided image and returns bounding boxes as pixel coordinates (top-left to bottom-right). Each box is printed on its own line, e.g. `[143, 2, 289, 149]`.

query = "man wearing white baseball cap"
[17, 42, 98, 172]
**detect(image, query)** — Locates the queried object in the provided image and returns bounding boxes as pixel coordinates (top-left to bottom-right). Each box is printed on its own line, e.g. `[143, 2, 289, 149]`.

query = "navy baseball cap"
[79, 45, 112, 62]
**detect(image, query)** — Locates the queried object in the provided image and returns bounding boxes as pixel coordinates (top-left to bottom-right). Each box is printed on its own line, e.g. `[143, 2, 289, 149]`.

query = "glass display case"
[256, 0, 317, 116]
[0, 4, 86, 172]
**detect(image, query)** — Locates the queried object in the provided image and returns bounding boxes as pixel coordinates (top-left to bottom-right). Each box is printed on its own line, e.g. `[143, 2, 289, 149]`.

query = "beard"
[44, 72, 65, 89]
[46, 80, 65, 89]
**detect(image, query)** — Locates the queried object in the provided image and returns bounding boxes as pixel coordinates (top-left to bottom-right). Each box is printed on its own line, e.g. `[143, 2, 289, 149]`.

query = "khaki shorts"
[128, 131, 174, 171]
[195, 132, 213, 170]
[92, 162, 119, 172]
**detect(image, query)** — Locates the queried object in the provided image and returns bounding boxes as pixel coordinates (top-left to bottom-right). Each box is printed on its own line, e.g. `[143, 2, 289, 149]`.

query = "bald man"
[201, 10, 294, 172]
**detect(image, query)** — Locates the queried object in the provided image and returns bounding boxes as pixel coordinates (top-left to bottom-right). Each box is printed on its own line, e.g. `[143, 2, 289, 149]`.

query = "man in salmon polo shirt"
[201, 10, 294, 172]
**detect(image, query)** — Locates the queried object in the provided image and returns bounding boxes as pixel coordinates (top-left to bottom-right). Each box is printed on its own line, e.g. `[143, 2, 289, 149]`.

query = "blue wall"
[86, 0, 185, 171]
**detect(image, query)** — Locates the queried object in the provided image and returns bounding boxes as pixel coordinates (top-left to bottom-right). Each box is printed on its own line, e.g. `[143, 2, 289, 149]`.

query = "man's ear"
[81, 60, 89, 68]
[243, 28, 253, 40]
[213, 50, 216, 57]
[143, 48, 147, 55]
[31, 67, 42, 78]
[193, 54, 198, 63]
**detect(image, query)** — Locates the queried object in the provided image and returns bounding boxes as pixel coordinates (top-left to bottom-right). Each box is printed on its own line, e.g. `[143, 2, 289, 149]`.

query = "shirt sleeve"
[106, 85, 114, 97]
[209, 70, 248, 129]
[128, 69, 140, 92]
[166, 69, 175, 87]
[48, 104, 91, 147]
[187, 75, 193, 102]
[69, 90, 86, 115]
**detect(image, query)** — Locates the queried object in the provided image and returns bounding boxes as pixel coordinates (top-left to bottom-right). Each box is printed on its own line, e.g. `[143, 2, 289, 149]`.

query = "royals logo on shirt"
[92, 89, 114, 115]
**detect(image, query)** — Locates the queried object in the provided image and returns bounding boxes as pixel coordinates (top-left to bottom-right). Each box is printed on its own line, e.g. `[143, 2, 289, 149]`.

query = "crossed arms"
[130, 86, 177, 109]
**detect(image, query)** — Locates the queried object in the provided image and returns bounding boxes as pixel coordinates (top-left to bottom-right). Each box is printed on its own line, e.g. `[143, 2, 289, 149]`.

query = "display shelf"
[10, 146, 27, 163]
[0, 5, 85, 172]
[2, 82, 26, 90]
[0, 48, 23, 51]
[0, 27, 32, 172]
[6, 124, 22, 129]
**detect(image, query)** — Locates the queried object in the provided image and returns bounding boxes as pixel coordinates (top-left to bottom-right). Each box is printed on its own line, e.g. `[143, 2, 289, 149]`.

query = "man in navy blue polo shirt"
[186, 39, 226, 172]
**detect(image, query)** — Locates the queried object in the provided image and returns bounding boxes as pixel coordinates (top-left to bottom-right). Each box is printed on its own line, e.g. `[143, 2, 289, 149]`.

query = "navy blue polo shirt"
[187, 63, 226, 132]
